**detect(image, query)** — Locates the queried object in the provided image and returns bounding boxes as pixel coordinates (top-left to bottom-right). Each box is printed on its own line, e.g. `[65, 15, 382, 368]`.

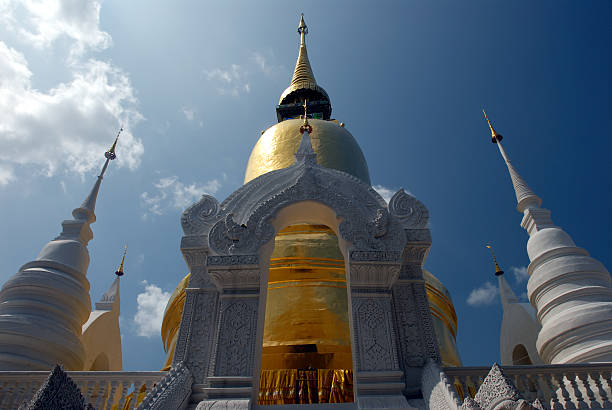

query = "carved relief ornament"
[186, 159, 408, 257]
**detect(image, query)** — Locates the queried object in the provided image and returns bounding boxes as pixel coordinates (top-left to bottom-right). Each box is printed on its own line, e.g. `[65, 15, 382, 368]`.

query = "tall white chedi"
[0, 133, 120, 370]
[485, 111, 612, 364]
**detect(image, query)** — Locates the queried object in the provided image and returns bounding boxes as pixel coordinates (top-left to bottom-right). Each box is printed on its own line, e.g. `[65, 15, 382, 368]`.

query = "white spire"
[483, 110, 542, 213]
[0, 129, 121, 370]
[72, 127, 121, 225]
[485, 112, 612, 364]
[486, 245, 519, 308]
[95, 276, 121, 311]
[497, 272, 519, 307]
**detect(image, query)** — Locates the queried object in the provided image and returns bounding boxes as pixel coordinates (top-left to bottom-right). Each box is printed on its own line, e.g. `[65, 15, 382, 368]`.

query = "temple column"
[348, 250, 410, 409]
[391, 229, 441, 397]
[173, 238, 220, 405]
[197, 255, 261, 410]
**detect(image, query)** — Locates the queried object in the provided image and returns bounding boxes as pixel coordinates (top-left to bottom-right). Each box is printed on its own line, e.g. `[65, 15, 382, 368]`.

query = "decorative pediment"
[181, 157, 408, 258]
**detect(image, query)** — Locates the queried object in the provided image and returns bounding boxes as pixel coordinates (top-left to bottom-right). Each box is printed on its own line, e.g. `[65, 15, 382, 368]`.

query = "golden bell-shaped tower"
[160, 15, 461, 383]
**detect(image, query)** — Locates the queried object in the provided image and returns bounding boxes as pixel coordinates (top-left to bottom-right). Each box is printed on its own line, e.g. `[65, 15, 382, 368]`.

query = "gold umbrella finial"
[486, 245, 504, 276]
[105, 126, 123, 160]
[115, 244, 128, 277]
[303, 99, 309, 125]
[298, 13, 308, 43]
[483, 110, 503, 143]
[299, 100, 313, 135]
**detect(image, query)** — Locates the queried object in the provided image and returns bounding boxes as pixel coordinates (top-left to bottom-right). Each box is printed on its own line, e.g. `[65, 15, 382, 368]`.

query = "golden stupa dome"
[160, 15, 462, 379]
[244, 119, 370, 185]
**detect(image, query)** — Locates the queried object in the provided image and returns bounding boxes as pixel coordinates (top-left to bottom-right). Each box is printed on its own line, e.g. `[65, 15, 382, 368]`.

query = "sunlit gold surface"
[258, 369, 353, 405]
[423, 269, 462, 367]
[244, 119, 371, 185]
[160, 274, 189, 371]
[262, 224, 353, 371]
[160, 240, 462, 369]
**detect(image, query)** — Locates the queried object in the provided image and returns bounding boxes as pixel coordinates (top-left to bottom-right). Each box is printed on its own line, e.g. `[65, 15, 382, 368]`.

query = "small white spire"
[483, 110, 542, 212]
[498, 273, 520, 308]
[486, 245, 519, 308]
[95, 276, 121, 312]
[77, 127, 122, 220]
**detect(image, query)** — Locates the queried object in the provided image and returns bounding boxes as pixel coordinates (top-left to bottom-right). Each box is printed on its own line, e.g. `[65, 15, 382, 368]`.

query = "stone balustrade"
[0, 371, 165, 410]
[444, 364, 612, 409]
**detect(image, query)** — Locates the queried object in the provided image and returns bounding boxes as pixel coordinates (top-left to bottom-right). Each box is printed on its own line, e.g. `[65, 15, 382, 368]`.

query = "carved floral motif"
[187, 292, 218, 383]
[389, 189, 429, 229]
[473, 363, 522, 409]
[181, 194, 220, 235]
[137, 362, 193, 410]
[354, 299, 397, 371]
[214, 300, 258, 376]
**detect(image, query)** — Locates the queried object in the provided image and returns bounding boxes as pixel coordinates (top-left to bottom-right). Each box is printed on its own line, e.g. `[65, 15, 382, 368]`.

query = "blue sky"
[0, 1, 611, 370]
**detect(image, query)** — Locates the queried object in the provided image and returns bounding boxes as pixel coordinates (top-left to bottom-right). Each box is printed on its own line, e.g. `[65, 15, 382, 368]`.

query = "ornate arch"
[181, 159, 408, 258]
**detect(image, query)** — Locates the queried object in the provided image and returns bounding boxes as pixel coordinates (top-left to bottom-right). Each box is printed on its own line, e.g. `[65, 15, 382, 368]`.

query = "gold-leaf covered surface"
[244, 119, 370, 184]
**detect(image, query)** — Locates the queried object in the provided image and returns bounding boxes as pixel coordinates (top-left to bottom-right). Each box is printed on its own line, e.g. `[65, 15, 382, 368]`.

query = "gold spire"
[486, 245, 504, 276]
[483, 110, 503, 143]
[302, 100, 309, 126]
[115, 244, 127, 277]
[291, 14, 316, 88]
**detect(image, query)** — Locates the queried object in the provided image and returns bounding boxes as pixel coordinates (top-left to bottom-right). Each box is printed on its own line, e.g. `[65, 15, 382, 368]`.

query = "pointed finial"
[300, 100, 312, 134]
[483, 110, 503, 143]
[78, 127, 123, 217]
[486, 245, 504, 276]
[298, 13, 308, 42]
[115, 244, 127, 277]
[105, 126, 122, 160]
[303, 100, 309, 125]
[485, 112, 543, 212]
[289, 14, 316, 88]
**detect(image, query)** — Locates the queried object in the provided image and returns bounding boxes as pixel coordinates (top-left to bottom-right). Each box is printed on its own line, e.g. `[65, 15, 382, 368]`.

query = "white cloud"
[141, 176, 221, 217]
[1, 0, 111, 56]
[0, 0, 144, 185]
[182, 107, 195, 121]
[511, 266, 529, 283]
[202, 51, 282, 97]
[373, 185, 396, 204]
[0, 164, 15, 186]
[204, 64, 250, 97]
[134, 281, 171, 338]
[467, 282, 499, 306]
[250, 51, 283, 77]
[0, 43, 144, 179]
